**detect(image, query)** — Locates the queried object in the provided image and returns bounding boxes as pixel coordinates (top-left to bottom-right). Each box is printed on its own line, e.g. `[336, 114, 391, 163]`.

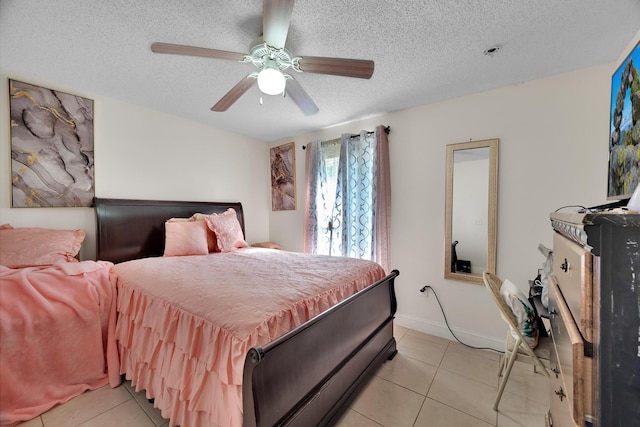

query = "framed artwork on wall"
[8, 79, 95, 207]
[608, 41, 640, 200]
[270, 142, 296, 211]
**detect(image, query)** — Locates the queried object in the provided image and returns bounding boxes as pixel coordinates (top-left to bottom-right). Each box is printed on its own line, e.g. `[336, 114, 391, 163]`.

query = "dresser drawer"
[552, 232, 593, 341]
[549, 335, 578, 427]
[549, 275, 592, 426]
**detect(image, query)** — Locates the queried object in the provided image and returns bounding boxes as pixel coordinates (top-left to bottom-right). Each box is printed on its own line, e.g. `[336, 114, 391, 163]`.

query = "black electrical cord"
[553, 205, 587, 212]
[420, 285, 503, 354]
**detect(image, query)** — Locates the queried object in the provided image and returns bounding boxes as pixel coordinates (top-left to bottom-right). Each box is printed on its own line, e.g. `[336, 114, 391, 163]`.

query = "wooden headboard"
[94, 198, 244, 264]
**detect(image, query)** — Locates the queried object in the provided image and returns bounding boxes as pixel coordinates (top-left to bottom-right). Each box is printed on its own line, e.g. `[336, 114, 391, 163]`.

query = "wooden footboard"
[243, 269, 399, 427]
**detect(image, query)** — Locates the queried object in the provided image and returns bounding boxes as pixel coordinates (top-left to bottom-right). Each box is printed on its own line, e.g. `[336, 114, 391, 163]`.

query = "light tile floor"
[17, 326, 549, 427]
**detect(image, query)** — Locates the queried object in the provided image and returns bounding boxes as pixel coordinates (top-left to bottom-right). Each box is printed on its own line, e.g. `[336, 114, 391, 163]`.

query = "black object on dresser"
[548, 212, 640, 427]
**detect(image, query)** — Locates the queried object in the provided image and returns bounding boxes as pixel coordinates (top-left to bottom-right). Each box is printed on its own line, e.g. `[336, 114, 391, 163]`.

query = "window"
[315, 138, 340, 255]
[304, 127, 391, 272]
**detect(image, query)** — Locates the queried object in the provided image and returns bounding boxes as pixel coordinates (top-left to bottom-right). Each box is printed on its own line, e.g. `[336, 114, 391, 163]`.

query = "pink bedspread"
[111, 248, 385, 427]
[0, 261, 120, 427]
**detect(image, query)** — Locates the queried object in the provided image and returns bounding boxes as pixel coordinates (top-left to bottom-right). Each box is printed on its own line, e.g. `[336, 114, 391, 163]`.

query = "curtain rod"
[302, 126, 390, 149]
[351, 126, 391, 137]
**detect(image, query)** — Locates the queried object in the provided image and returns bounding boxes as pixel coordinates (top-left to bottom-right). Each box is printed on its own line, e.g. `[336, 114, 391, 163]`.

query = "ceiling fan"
[151, 0, 374, 116]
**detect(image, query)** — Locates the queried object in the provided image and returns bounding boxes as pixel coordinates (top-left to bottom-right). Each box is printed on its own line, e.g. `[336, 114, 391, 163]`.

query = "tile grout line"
[71, 399, 134, 427]
[424, 340, 498, 426]
[122, 380, 168, 427]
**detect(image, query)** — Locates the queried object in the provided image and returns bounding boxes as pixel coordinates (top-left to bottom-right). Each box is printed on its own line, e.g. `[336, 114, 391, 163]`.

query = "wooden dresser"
[546, 212, 640, 427]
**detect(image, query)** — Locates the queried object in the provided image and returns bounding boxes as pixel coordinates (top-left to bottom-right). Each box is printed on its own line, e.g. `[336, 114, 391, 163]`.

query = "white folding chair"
[482, 271, 550, 411]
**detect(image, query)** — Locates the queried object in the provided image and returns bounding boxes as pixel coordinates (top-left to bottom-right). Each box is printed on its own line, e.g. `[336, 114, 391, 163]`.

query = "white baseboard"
[394, 313, 505, 352]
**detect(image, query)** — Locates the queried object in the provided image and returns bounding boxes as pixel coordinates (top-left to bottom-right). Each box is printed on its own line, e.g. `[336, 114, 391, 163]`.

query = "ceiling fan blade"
[211, 76, 257, 112]
[297, 56, 374, 79]
[285, 77, 319, 116]
[262, 0, 294, 49]
[151, 42, 246, 61]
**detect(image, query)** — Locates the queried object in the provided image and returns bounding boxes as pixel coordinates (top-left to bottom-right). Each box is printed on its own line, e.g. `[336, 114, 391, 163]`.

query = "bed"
[0, 225, 119, 427]
[95, 197, 399, 427]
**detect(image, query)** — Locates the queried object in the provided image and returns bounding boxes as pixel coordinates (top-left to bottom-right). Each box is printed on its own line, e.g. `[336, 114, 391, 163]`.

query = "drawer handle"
[560, 258, 569, 272]
[548, 307, 557, 317]
[555, 387, 566, 401]
[551, 365, 560, 378]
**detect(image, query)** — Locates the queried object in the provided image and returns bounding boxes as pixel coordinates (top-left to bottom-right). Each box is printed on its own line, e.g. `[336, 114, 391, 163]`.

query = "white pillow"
[500, 279, 539, 349]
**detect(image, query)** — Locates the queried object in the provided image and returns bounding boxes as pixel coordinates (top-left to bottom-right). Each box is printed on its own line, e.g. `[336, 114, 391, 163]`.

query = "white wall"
[0, 70, 271, 260]
[269, 61, 615, 348]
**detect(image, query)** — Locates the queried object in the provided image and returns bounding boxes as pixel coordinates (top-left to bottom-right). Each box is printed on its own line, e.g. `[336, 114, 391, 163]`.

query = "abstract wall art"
[9, 79, 95, 207]
[270, 142, 296, 211]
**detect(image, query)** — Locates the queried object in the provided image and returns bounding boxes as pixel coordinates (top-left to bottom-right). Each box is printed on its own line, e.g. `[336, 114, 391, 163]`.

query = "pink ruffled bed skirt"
[111, 249, 385, 427]
[116, 286, 243, 426]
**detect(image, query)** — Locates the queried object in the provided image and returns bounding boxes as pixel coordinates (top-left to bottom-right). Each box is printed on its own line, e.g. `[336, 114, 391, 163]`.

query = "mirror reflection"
[444, 139, 498, 283]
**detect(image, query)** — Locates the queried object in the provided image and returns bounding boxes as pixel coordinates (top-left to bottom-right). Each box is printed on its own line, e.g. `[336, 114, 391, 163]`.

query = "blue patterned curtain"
[331, 131, 376, 259]
[304, 126, 391, 271]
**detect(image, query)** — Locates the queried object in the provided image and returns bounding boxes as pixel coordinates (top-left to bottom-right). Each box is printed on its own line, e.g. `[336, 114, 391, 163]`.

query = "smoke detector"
[483, 44, 502, 57]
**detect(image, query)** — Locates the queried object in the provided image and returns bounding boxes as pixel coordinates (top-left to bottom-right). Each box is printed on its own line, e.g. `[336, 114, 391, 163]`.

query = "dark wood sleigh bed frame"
[94, 197, 399, 427]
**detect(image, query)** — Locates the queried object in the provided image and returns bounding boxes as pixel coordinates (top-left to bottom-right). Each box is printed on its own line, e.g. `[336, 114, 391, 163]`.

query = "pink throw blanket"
[0, 261, 120, 426]
[112, 248, 385, 427]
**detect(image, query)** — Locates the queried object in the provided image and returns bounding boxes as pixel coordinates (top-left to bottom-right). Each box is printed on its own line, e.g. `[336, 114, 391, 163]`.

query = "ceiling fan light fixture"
[257, 67, 286, 95]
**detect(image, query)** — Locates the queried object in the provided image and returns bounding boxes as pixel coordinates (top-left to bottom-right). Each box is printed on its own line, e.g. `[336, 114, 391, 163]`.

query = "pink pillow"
[189, 213, 218, 253]
[163, 220, 209, 257]
[205, 208, 248, 252]
[0, 226, 85, 268]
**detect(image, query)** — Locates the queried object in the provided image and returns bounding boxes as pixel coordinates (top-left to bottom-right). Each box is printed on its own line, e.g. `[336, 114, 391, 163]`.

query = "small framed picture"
[270, 142, 296, 211]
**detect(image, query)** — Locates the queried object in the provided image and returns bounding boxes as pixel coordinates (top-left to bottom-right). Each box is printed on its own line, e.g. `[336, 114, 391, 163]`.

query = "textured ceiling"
[1, 0, 639, 142]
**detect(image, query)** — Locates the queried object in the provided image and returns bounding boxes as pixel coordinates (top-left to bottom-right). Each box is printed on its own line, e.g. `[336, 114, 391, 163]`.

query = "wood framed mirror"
[444, 138, 498, 283]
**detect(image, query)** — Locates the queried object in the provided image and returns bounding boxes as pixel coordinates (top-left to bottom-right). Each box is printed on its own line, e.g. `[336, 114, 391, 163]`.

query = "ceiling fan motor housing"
[248, 41, 298, 72]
